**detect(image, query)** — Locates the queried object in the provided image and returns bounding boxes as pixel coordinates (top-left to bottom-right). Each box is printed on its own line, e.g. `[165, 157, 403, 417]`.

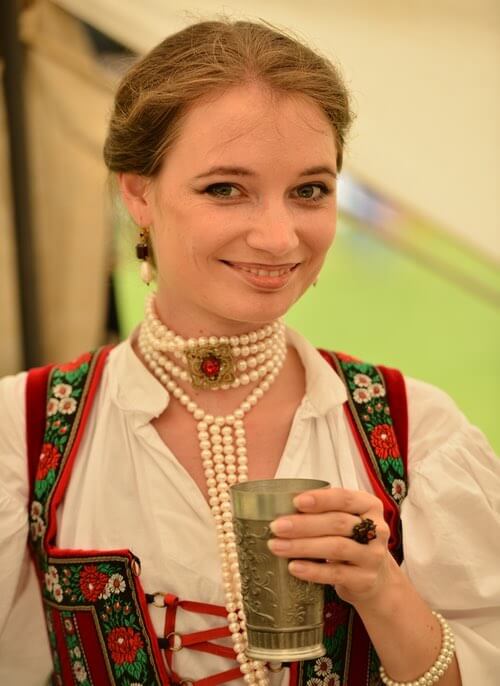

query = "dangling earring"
[136, 227, 153, 285]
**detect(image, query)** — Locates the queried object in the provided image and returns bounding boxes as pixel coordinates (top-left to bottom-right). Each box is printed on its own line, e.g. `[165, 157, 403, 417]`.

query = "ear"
[118, 172, 155, 226]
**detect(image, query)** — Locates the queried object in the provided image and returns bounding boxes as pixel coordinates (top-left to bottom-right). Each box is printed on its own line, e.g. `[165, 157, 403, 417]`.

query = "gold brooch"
[185, 343, 236, 390]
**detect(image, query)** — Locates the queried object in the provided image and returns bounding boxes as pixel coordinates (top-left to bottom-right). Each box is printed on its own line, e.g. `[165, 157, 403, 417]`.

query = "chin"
[215, 295, 297, 328]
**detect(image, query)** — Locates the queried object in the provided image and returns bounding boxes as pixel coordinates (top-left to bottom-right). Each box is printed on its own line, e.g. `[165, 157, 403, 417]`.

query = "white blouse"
[0, 329, 499, 685]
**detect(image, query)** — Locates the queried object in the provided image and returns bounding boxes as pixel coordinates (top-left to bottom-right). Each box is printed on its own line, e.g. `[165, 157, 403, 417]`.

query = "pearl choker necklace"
[138, 296, 287, 684]
[142, 294, 285, 391]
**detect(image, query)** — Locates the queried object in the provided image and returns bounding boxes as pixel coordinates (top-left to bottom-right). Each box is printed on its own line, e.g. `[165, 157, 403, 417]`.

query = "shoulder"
[0, 371, 28, 455]
[0, 371, 29, 505]
[402, 376, 499, 514]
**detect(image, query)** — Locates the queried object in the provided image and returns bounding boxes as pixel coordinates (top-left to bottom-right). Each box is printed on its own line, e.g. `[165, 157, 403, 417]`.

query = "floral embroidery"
[72, 661, 88, 683]
[337, 357, 406, 507]
[39, 558, 159, 684]
[103, 573, 126, 598]
[28, 349, 166, 685]
[36, 443, 61, 480]
[30, 513, 46, 542]
[47, 398, 59, 416]
[370, 382, 386, 398]
[79, 564, 109, 601]
[59, 397, 77, 415]
[306, 679, 323, 686]
[107, 627, 144, 664]
[31, 501, 43, 518]
[31, 354, 92, 521]
[353, 373, 371, 387]
[370, 424, 399, 459]
[314, 656, 333, 676]
[62, 612, 91, 686]
[323, 675, 341, 686]
[353, 387, 371, 403]
[53, 383, 73, 399]
[391, 478, 407, 502]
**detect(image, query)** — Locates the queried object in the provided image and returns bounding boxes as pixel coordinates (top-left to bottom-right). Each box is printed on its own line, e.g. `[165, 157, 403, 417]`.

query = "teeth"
[236, 265, 292, 277]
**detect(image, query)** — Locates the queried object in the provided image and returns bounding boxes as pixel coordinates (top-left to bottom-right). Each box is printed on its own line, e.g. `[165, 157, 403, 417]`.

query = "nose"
[246, 202, 300, 257]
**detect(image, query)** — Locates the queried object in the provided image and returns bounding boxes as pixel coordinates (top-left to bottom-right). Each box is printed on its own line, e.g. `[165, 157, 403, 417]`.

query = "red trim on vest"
[289, 662, 300, 683]
[26, 363, 54, 504]
[75, 611, 114, 684]
[51, 608, 75, 685]
[46, 347, 113, 551]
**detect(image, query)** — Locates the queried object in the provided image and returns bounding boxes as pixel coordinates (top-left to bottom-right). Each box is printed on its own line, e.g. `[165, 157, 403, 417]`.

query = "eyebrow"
[194, 164, 337, 180]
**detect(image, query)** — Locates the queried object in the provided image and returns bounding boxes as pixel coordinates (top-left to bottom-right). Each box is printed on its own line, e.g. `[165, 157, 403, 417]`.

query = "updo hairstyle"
[103, 20, 353, 177]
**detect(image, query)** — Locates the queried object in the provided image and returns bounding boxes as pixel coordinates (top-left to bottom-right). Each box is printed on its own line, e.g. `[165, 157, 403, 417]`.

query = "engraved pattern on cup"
[231, 478, 328, 661]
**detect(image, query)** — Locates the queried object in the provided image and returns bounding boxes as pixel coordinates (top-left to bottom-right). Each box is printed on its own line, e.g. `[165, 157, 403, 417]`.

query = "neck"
[153, 292, 278, 340]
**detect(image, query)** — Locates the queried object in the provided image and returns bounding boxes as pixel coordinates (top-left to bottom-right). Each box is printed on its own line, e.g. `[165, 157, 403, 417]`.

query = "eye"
[204, 183, 242, 199]
[295, 183, 331, 201]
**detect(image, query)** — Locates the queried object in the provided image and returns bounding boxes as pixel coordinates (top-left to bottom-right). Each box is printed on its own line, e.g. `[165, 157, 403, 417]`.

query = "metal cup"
[230, 478, 329, 662]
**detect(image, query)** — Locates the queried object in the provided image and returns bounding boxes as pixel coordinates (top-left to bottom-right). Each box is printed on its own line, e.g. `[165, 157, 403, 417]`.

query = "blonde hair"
[103, 20, 353, 175]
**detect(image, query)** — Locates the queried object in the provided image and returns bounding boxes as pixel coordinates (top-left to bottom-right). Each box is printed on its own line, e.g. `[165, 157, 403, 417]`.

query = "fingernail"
[268, 539, 291, 552]
[289, 561, 306, 574]
[294, 494, 315, 509]
[270, 519, 293, 534]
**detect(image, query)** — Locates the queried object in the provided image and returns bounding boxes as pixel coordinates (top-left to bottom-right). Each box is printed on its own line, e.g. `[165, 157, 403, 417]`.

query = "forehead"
[165, 83, 337, 171]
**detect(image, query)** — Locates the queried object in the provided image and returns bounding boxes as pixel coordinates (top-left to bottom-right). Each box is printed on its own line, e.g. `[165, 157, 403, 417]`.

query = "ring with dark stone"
[351, 517, 377, 544]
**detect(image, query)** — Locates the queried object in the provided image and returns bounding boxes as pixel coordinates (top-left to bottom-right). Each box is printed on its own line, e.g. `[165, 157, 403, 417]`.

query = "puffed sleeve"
[401, 378, 500, 683]
[0, 373, 51, 684]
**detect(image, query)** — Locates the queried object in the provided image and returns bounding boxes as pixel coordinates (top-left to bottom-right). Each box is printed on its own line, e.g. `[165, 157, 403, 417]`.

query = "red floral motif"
[370, 424, 399, 459]
[36, 443, 61, 480]
[107, 627, 143, 664]
[79, 565, 109, 601]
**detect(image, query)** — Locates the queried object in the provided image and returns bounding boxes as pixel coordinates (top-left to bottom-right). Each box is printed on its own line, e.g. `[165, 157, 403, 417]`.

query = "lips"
[221, 260, 300, 290]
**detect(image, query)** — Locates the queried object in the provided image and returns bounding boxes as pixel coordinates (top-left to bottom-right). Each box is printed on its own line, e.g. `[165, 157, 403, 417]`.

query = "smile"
[221, 261, 300, 290]
[233, 264, 296, 277]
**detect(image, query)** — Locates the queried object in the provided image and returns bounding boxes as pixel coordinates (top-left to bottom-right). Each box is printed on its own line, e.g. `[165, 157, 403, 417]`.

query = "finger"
[268, 534, 385, 566]
[270, 511, 362, 539]
[288, 559, 380, 590]
[293, 488, 384, 517]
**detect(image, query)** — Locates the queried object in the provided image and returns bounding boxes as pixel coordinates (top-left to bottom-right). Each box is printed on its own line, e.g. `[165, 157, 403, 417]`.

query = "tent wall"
[1, 1, 115, 373]
[0, 64, 22, 376]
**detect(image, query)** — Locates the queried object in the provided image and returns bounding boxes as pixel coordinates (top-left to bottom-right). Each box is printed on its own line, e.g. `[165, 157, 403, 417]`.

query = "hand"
[267, 487, 394, 607]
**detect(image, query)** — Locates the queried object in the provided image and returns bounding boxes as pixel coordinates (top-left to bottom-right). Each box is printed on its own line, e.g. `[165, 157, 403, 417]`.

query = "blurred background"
[1, 0, 499, 449]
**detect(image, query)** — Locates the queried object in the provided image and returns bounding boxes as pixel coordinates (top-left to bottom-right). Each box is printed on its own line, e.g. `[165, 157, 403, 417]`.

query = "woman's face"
[121, 83, 338, 335]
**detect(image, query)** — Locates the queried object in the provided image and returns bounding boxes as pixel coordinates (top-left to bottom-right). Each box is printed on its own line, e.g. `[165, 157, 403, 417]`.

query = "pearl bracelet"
[379, 611, 455, 686]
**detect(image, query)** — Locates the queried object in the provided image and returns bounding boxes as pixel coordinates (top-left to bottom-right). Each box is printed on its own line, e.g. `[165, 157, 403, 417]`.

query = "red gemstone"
[201, 356, 221, 378]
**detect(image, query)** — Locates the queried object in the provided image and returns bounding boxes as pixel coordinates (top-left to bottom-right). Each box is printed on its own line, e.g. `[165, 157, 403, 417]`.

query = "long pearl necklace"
[138, 297, 287, 684]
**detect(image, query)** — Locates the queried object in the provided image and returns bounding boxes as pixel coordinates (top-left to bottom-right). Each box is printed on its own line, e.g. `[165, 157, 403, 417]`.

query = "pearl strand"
[143, 295, 284, 390]
[379, 611, 455, 686]
[144, 293, 279, 353]
[142, 330, 284, 391]
[138, 308, 287, 684]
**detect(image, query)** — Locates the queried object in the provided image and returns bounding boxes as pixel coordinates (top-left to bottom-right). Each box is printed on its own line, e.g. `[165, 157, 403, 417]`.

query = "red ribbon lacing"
[154, 593, 243, 686]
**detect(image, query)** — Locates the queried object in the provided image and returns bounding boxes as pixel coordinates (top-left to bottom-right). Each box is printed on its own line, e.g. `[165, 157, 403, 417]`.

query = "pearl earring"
[136, 227, 153, 285]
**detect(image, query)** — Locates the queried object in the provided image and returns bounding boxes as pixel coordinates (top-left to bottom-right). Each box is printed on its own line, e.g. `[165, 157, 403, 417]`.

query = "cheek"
[309, 216, 337, 256]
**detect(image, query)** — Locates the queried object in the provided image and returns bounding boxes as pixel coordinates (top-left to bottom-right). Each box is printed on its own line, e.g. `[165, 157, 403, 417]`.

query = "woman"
[0, 19, 499, 686]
